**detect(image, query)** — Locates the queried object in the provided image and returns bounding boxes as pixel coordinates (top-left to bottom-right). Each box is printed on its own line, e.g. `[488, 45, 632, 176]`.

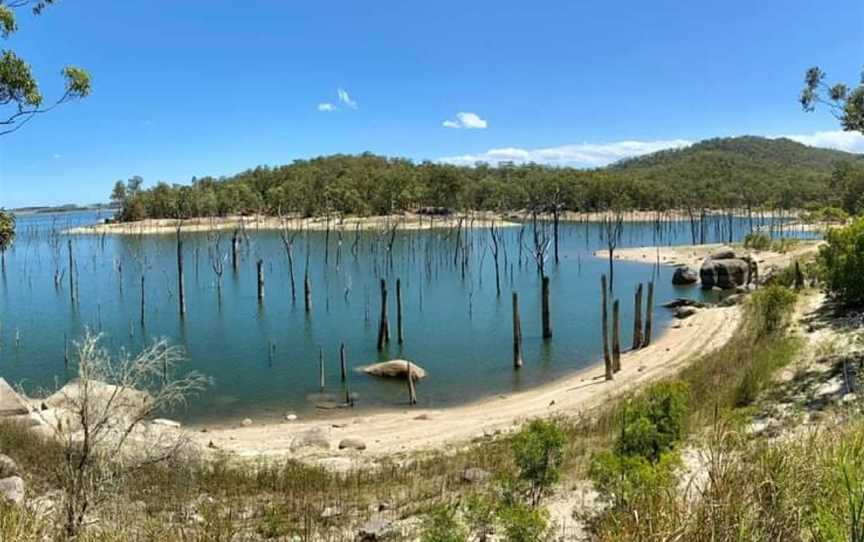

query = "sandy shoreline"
[65, 209, 806, 236]
[192, 301, 741, 464]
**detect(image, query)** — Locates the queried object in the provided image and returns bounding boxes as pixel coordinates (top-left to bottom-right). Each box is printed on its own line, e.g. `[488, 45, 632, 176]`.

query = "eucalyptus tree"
[0, 208, 14, 272]
[0, 0, 91, 136]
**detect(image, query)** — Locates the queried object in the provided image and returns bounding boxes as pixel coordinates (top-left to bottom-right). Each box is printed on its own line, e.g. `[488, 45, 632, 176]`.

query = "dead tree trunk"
[256, 259, 265, 303]
[67, 239, 75, 306]
[140, 274, 145, 327]
[512, 291, 523, 369]
[541, 275, 552, 339]
[340, 342, 347, 382]
[396, 278, 405, 345]
[602, 274, 613, 381]
[377, 279, 390, 351]
[304, 272, 312, 312]
[612, 299, 621, 373]
[642, 280, 654, 347]
[319, 347, 325, 391]
[231, 229, 240, 273]
[406, 360, 417, 405]
[632, 283, 643, 350]
[176, 233, 186, 318]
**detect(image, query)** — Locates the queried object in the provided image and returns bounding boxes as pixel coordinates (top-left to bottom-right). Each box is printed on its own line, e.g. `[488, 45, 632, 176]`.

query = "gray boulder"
[709, 247, 738, 260]
[700, 254, 758, 290]
[356, 516, 394, 541]
[0, 454, 18, 479]
[290, 428, 331, 452]
[461, 467, 491, 484]
[674, 307, 699, 319]
[672, 266, 699, 285]
[0, 476, 24, 505]
[338, 438, 367, 451]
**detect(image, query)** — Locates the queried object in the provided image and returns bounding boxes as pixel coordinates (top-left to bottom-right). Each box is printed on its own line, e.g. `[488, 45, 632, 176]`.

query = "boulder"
[700, 254, 758, 290]
[674, 307, 699, 319]
[461, 467, 491, 484]
[662, 298, 707, 309]
[0, 454, 18, 479]
[45, 379, 151, 421]
[0, 476, 24, 505]
[241, 418, 253, 427]
[338, 438, 367, 451]
[360, 360, 427, 381]
[0, 378, 29, 417]
[290, 428, 331, 452]
[357, 517, 394, 541]
[151, 418, 181, 429]
[720, 294, 747, 307]
[672, 266, 699, 285]
[709, 247, 738, 260]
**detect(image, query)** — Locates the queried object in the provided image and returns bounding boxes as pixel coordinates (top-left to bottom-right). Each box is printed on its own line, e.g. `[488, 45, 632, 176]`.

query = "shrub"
[420, 504, 468, 542]
[820, 217, 864, 306]
[509, 419, 568, 506]
[617, 381, 690, 462]
[497, 502, 550, 542]
[744, 232, 773, 251]
[589, 449, 680, 510]
[748, 285, 798, 336]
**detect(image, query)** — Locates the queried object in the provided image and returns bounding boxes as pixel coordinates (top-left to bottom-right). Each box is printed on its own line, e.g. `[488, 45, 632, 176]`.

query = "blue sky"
[1, 0, 863, 207]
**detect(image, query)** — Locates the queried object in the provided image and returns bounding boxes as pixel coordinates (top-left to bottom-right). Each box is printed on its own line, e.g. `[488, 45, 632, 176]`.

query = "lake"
[0, 211, 815, 424]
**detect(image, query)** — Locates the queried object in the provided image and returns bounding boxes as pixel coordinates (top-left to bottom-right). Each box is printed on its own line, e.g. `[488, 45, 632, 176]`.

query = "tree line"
[109, 137, 864, 222]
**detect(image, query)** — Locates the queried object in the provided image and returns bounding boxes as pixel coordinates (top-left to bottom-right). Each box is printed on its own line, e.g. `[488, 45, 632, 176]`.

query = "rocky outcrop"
[700, 250, 757, 290]
[0, 378, 29, 417]
[672, 266, 699, 285]
[360, 360, 427, 381]
[0, 476, 24, 505]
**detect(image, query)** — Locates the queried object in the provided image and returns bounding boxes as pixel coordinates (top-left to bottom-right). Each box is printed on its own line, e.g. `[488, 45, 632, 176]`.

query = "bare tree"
[33, 333, 209, 539]
[278, 212, 300, 303]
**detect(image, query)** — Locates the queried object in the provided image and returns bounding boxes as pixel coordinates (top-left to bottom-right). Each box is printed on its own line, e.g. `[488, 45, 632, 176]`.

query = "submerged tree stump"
[612, 299, 621, 373]
[176, 234, 186, 318]
[406, 360, 417, 405]
[256, 259, 265, 303]
[396, 278, 405, 345]
[340, 342, 347, 382]
[601, 274, 613, 381]
[377, 279, 390, 351]
[304, 272, 312, 313]
[319, 347, 325, 391]
[512, 291, 524, 369]
[642, 280, 655, 347]
[541, 275, 552, 339]
[632, 283, 643, 350]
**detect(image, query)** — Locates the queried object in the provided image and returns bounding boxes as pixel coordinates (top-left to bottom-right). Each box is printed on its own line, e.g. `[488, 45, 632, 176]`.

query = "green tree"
[801, 67, 864, 133]
[509, 419, 568, 506]
[0, 0, 91, 136]
[819, 217, 864, 307]
[0, 208, 14, 271]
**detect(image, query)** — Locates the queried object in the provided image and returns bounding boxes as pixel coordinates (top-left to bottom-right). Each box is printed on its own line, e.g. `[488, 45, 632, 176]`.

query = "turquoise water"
[0, 212, 815, 424]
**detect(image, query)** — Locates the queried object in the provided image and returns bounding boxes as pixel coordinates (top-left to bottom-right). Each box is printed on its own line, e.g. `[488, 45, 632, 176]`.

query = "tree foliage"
[819, 217, 864, 307]
[0, 207, 14, 252]
[0, 0, 90, 136]
[801, 66, 864, 133]
[111, 137, 863, 221]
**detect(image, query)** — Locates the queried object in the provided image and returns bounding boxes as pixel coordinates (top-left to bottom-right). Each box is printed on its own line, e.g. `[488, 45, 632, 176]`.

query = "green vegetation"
[0, 1, 90, 136]
[819, 217, 864, 307]
[107, 136, 864, 221]
[743, 232, 800, 253]
[0, 207, 14, 252]
[801, 66, 864, 133]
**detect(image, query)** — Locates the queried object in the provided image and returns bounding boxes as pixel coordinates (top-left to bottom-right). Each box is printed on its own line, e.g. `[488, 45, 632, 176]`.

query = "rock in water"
[700, 251, 758, 290]
[672, 266, 699, 285]
[360, 360, 427, 381]
[0, 476, 24, 505]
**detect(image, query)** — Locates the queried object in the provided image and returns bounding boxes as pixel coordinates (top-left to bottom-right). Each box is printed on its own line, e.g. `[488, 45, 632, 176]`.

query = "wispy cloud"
[52, 153, 62, 160]
[440, 139, 691, 167]
[777, 130, 864, 153]
[443, 112, 488, 130]
[337, 88, 358, 109]
[317, 102, 336, 112]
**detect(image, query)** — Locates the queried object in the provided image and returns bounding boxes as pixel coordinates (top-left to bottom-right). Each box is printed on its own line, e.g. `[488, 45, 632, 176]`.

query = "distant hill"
[612, 135, 863, 174]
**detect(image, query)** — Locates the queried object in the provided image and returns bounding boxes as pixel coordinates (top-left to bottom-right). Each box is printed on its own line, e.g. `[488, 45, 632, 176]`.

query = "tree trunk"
[406, 360, 417, 405]
[68, 239, 75, 306]
[612, 299, 621, 372]
[256, 259, 265, 303]
[140, 274, 146, 327]
[377, 279, 390, 351]
[304, 272, 312, 312]
[177, 235, 186, 318]
[340, 342, 347, 382]
[512, 291, 523, 369]
[632, 283, 643, 350]
[396, 278, 404, 344]
[642, 280, 654, 347]
[602, 274, 613, 381]
[319, 347, 325, 391]
[231, 229, 240, 273]
[541, 275, 552, 339]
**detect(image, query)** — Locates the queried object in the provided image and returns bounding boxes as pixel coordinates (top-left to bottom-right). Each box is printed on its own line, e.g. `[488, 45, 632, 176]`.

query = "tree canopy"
[111, 136, 864, 221]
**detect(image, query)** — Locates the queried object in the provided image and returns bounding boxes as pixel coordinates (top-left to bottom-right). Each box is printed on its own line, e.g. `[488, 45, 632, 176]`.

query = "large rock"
[700, 251, 757, 290]
[672, 266, 699, 285]
[674, 307, 699, 319]
[357, 516, 394, 541]
[0, 454, 18, 479]
[0, 476, 24, 505]
[45, 379, 152, 421]
[360, 360, 427, 381]
[338, 438, 367, 451]
[0, 378, 29, 417]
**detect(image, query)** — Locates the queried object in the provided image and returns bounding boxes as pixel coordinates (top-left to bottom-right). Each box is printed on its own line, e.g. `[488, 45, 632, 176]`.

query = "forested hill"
[110, 136, 864, 221]
[614, 136, 862, 173]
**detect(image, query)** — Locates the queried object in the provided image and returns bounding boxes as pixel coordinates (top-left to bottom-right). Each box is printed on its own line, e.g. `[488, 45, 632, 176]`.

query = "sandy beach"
[193, 301, 741, 464]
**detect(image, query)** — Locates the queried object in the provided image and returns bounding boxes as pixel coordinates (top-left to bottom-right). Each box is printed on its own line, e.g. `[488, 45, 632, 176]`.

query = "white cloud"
[777, 130, 864, 154]
[337, 88, 357, 109]
[317, 102, 336, 112]
[440, 139, 692, 167]
[443, 112, 488, 130]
